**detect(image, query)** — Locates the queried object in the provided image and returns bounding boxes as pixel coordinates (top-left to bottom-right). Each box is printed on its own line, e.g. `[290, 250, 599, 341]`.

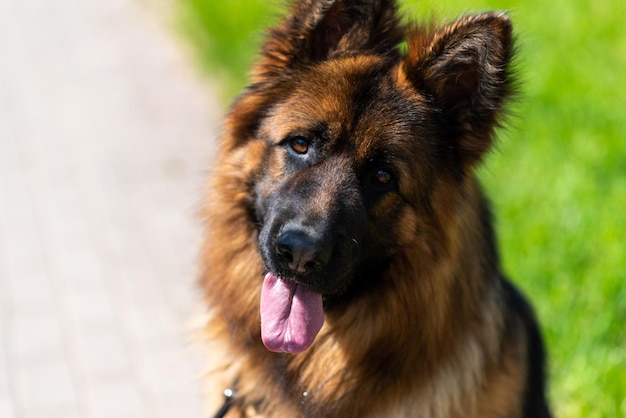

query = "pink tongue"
[260, 272, 324, 353]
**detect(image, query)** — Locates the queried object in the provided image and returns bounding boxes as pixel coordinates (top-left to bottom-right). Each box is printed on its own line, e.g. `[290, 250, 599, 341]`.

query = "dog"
[199, 1, 551, 416]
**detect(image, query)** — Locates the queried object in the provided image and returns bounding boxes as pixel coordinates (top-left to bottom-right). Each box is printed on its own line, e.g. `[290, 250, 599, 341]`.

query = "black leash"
[212, 388, 235, 418]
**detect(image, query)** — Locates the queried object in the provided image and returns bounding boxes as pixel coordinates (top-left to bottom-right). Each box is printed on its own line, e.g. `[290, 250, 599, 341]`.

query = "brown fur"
[200, 1, 550, 417]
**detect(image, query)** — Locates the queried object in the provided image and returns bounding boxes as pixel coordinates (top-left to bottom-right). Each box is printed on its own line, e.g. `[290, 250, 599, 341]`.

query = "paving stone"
[0, 397, 17, 418]
[63, 289, 117, 325]
[73, 325, 133, 380]
[154, 394, 205, 418]
[24, 408, 83, 418]
[4, 272, 56, 316]
[0, 0, 219, 416]
[7, 313, 65, 363]
[85, 379, 149, 418]
[14, 360, 79, 412]
[0, 352, 10, 398]
[138, 345, 200, 397]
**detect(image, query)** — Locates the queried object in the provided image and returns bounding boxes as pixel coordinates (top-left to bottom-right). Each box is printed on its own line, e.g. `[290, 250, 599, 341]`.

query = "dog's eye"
[289, 136, 310, 155]
[373, 169, 393, 185]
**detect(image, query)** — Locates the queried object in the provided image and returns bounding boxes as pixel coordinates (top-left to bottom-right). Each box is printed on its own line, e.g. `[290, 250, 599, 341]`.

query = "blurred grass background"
[176, 0, 626, 416]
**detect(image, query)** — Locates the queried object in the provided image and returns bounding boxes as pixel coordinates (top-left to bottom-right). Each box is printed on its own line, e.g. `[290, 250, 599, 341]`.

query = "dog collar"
[212, 388, 235, 418]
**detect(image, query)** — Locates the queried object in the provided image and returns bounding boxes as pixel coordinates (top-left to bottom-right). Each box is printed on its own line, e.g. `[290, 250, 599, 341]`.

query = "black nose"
[275, 228, 331, 275]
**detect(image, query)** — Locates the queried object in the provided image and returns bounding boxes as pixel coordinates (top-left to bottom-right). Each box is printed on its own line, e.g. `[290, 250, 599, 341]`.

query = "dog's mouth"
[260, 272, 325, 354]
[256, 212, 366, 353]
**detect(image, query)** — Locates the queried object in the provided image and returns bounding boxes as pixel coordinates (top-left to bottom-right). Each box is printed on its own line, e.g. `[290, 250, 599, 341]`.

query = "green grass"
[176, 1, 626, 416]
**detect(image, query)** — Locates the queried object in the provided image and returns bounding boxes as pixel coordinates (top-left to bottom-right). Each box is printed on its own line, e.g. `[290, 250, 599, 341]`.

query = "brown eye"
[289, 136, 309, 154]
[374, 169, 392, 185]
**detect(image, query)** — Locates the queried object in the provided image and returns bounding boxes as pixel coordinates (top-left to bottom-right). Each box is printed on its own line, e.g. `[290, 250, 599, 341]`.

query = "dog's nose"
[275, 228, 331, 274]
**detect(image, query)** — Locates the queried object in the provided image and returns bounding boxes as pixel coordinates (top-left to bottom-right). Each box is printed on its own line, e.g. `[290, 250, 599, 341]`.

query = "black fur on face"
[256, 152, 370, 296]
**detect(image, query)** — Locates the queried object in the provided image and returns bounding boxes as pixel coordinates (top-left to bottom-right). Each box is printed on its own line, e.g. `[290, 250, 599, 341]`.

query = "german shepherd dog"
[200, 0, 551, 416]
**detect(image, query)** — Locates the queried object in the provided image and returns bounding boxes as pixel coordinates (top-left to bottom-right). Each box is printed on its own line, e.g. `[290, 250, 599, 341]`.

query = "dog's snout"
[275, 228, 331, 275]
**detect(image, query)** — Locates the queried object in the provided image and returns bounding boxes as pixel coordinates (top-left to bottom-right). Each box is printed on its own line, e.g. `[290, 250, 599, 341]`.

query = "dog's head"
[225, 0, 515, 353]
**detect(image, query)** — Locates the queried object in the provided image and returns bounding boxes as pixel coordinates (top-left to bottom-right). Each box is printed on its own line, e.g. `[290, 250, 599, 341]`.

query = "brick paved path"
[0, 0, 220, 417]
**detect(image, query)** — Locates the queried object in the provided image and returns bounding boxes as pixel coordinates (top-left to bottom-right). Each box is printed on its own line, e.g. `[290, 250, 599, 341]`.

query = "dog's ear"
[253, 0, 402, 80]
[402, 13, 515, 168]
